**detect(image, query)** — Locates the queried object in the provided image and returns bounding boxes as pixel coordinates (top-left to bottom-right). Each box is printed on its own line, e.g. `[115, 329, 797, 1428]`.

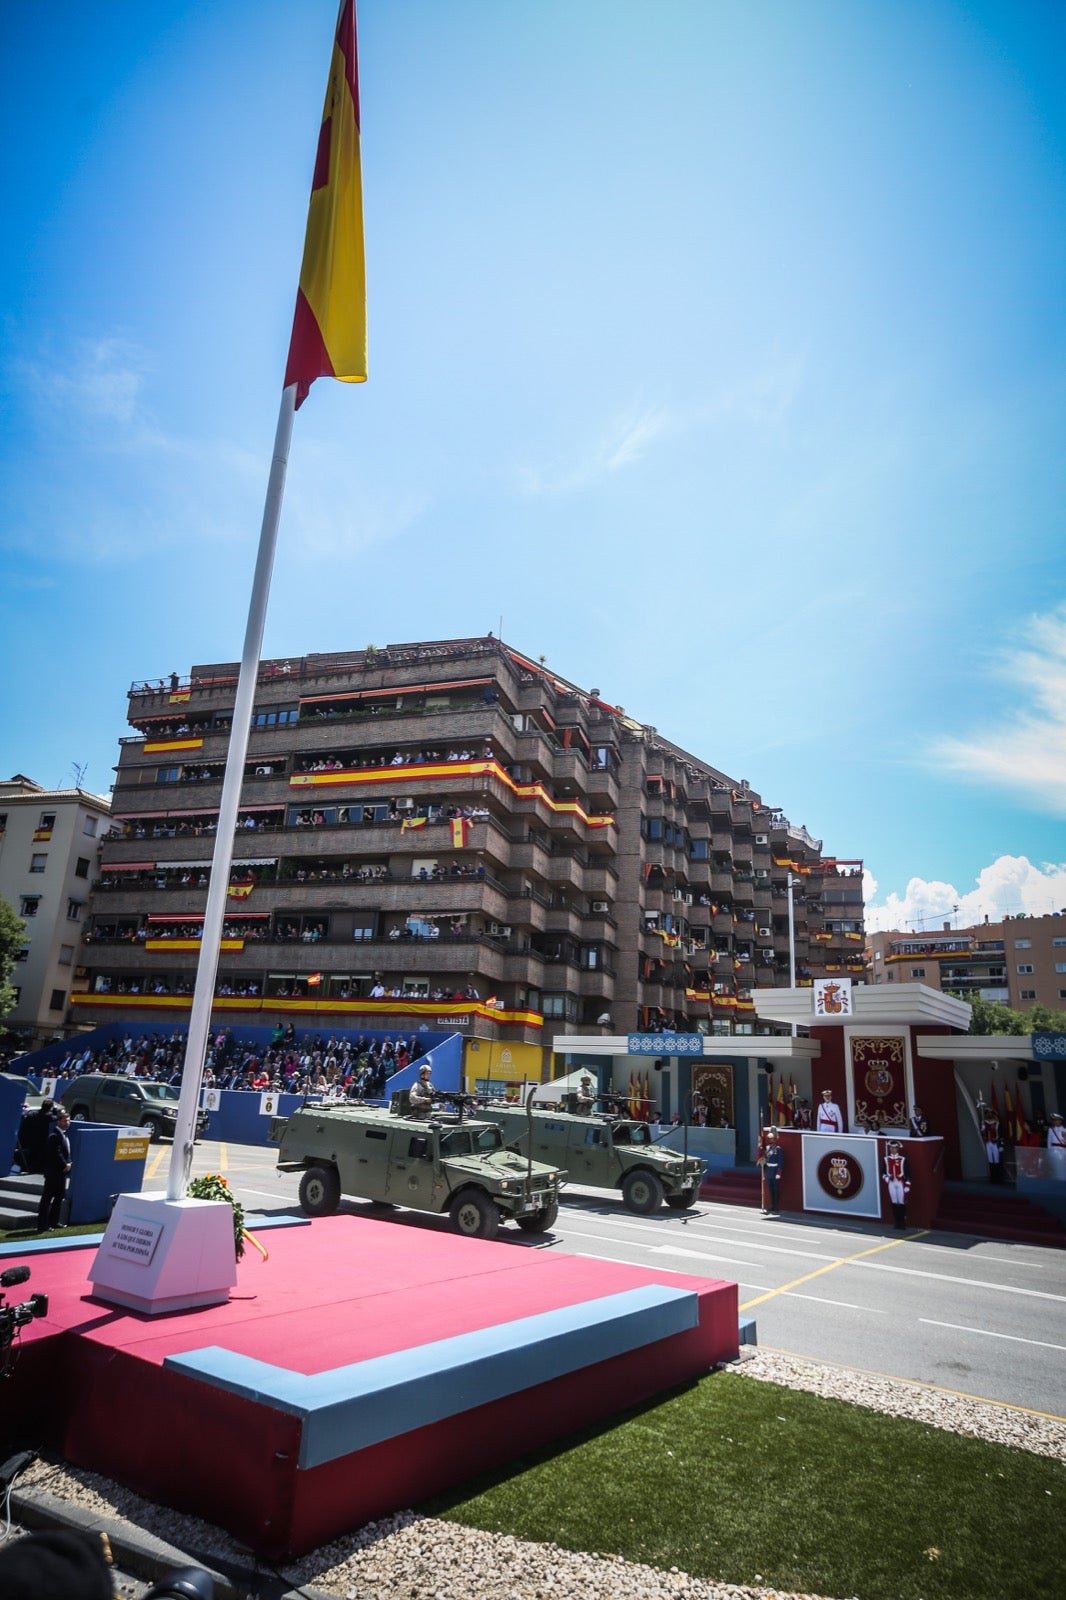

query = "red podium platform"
[2, 1217, 737, 1559]
[772, 1130, 945, 1226]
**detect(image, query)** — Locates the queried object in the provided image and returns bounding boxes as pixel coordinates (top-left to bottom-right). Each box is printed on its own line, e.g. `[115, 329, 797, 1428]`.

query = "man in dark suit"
[37, 1110, 72, 1232]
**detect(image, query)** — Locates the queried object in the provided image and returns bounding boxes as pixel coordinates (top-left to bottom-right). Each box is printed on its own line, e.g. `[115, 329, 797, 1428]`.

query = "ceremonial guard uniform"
[882, 1140, 911, 1228]
[759, 1129, 784, 1214]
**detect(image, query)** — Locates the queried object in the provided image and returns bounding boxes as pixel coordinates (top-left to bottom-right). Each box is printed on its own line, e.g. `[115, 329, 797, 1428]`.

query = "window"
[75, 856, 91, 878]
[1017, 963, 1034, 974]
[1056, 964, 1066, 974]
[49, 989, 66, 1011]
[252, 703, 298, 727]
[1014, 938, 1031, 949]
[83, 815, 97, 836]
[58, 944, 75, 966]
[911, 967, 926, 978]
[1020, 989, 1036, 1001]
[542, 993, 579, 1020]
[1054, 938, 1066, 948]
[66, 899, 84, 921]
[156, 767, 181, 783]
[19, 896, 40, 918]
[14, 946, 29, 963]
[30, 853, 47, 873]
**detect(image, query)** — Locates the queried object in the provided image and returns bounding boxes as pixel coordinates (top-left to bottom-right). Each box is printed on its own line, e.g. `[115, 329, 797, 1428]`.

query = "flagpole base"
[89, 1193, 238, 1315]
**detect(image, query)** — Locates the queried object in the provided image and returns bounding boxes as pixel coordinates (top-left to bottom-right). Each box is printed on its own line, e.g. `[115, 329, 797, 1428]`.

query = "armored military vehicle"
[481, 1102, 703, 1213]
[270, 1099, 564, 1239]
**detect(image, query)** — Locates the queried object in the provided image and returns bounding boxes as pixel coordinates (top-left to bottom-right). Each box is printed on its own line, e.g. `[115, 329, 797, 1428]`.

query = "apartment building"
[866, 910, 1066, 1012]
[69, 638, 864, 1043]
[0, 776, 112, 1045]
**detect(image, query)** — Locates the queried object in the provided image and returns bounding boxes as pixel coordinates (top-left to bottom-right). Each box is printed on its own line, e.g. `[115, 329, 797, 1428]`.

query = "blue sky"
[2, 0, 1064, 932]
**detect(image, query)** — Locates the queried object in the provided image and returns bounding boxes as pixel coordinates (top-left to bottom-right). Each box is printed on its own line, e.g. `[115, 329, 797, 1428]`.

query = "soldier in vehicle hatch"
[409, 1063, 436, 1113]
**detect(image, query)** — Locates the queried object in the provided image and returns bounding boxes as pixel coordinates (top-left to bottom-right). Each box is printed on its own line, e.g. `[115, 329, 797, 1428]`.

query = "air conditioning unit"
[489, 922, 512, 937]
[755, 833, 769, 845]
[684, 893, 693, 904]
[757, 926, 772, 938]
[395, 797, 414, 810]
[591, 900, 610, 913]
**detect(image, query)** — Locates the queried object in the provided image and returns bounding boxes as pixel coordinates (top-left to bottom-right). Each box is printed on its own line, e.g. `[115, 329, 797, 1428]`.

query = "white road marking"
[783, 1294, 888, 1312]
[854, 1260, 1066, 1303]
[920, 1319, 1066, 1353]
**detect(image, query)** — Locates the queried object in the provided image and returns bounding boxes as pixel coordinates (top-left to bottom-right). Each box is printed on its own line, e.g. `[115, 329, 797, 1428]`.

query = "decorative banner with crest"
[800, 1133, 881, 1218]
[692, 1064, 735, 1128]
[812, 977, 852, 1017]
[849, 1034, 908, 1130]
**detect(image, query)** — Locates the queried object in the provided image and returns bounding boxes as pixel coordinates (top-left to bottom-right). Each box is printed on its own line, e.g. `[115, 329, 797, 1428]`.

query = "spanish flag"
[227, 881, 255, 900]
[285, 1, 367, 407]
[451, 817, 470, 848]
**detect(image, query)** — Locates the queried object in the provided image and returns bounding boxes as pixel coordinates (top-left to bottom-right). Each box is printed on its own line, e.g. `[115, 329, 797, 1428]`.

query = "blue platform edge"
[164, 1283, 700, 1469]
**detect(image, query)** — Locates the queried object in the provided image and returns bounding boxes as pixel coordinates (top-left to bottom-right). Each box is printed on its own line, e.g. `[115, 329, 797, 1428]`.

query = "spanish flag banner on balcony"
[451, 817, 470, 848]
[227, 881, 255, 900]
[400, 816, 428, 831]
[284, 0, 367, 407]
[168, 689, 191, 704]
[33, 827, 53, 842]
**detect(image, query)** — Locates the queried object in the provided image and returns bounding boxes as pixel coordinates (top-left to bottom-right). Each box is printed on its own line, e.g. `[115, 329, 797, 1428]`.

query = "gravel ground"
[8, 1347, 1066, 1600]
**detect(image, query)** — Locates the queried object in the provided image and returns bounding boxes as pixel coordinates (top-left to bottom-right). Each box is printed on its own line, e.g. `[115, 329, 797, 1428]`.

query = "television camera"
[0, 1264, 48, 1375]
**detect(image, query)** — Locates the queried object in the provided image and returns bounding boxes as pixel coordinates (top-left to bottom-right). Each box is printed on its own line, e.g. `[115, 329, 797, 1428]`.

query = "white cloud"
[19, 337, 152, 433]
[927, 604, 1066, 816]
[864, 854, 1066, 933]
[516, 402, 671, 497]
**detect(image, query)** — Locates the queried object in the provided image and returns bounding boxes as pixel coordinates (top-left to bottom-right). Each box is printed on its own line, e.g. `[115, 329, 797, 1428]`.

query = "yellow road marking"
[755, 1342, 1066, 1425]
[147, 1149, 166, 1181]
[739, 1230, 928, 1311]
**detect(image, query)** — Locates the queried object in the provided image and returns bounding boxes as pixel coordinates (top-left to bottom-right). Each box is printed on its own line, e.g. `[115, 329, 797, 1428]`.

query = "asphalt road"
[170, 1139, 1066, 1421]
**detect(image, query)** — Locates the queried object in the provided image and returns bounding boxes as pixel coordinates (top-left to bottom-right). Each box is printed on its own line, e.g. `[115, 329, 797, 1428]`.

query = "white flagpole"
[165, 383, 298, 1199]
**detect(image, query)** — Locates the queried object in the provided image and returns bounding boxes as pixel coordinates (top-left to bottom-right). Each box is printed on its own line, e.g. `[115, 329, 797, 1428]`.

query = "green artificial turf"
[422, 1369, 1061, 1600]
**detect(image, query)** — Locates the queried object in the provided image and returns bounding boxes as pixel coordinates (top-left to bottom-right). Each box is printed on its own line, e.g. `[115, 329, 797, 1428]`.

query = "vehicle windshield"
[440, 1126, 504, 1156]
[142, 1083, 180, 1103]
[440, 1129, 472, 1156]
[614, 1122, 650, 1145]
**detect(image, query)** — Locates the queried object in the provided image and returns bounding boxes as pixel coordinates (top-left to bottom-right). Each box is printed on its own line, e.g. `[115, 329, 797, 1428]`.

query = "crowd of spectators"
[27, 1025, 428, 1100]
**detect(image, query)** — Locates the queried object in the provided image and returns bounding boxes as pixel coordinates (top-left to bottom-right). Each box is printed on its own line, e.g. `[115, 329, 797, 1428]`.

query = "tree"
[0, 897, 27, 1020]
[950, 991, 1066, 1036]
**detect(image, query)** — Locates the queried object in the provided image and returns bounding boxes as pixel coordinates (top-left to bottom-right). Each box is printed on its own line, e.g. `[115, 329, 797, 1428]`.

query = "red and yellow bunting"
[143, 938, 245, 953]
[291, 758, 615, 829]
[73, 991, 543, 1027]
[144, 739, 203, 754]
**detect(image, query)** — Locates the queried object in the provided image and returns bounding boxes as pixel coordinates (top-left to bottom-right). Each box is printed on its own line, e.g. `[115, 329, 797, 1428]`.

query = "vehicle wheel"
[516, 1201, 559, 1233]
[140, 1116, 162, 1143]
[665, 1184, 699, 1210]
[449, 1188, 500, 1240]
[299, 1164, 341, 1217]
[621, 1168, 664, 1214]
[69, 1107, 89, 1122]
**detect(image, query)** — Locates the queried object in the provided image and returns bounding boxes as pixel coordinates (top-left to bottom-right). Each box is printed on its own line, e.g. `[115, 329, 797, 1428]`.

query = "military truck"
[270, 1100, 564, 1239]
[60, 1074, 208, 1143]
[480, 1103, 704, 1213]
